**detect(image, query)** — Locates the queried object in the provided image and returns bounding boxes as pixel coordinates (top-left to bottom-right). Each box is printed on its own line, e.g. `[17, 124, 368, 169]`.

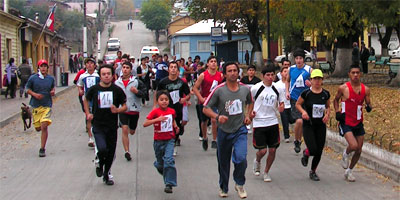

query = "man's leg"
[264, 148, 276, 174]
[217, 128, 233, 193]
[232, 126, 248, 186]
[40, 122, 49, 149]
[348, 135, 364, 169]
[103, 127, 118, 184]
[121, 125, 130, 151]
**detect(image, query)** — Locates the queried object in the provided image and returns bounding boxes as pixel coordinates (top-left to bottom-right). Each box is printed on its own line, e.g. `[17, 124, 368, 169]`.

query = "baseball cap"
[84, 57, 96, 64]
[310, 69, 323, 78]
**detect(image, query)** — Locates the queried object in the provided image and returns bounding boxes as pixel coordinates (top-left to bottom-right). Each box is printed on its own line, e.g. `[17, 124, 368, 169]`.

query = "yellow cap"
[310, 69, 323, 78]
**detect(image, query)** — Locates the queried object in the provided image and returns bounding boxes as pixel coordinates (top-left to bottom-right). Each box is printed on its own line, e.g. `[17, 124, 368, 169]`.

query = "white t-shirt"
[275, 80, 291, 109]
[251, 81, 285, 128]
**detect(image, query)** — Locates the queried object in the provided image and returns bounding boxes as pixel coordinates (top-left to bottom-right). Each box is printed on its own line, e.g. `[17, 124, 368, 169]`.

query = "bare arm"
[323, 97, 331, 123]
[296, 96, 309, 120]
[285, 69, 291, 100]
[192, 73, 205, 103]
[143, 115, 167, 127]
[333, 85, 345, 113]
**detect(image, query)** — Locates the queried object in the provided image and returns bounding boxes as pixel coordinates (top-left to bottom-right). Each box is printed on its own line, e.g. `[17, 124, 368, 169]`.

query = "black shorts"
[198, 104, 210, 122]
[339, 122, 365, 137]
[119, 113, 139, 130]
[253, 124, 280, 149]
[290, 98, 302, 120]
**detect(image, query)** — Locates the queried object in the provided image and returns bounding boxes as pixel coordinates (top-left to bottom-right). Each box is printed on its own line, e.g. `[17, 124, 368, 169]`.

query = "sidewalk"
[0, 72, 77, 128]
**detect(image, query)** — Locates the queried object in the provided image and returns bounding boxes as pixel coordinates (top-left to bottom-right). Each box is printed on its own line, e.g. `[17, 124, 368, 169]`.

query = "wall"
[371, 33, 399, 56]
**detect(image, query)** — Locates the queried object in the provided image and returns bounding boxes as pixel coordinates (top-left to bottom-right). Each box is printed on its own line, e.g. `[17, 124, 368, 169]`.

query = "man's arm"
[132, 79, 146, 98]
[192, 73, 205, 103]
[285, 68, 291, 100]
[333, 85, 344, 112]
[364, 86, 372, 112]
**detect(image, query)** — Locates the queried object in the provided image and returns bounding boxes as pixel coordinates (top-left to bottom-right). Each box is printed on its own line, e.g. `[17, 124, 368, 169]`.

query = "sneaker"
[253, 158, 260, 176]
[301, 150, 309, 167]
[207, 126, 212, 135]
[164, 185, 173, 193]
[341, 151, 349, 169]
[234, 184, 247, 199]
[344, 170, 356, 182]
[39, 148, 46, 157]
[125, 152, 132, 161]
[176, 138, 181, 146]
[263, 173, 272, 182]
[103, 174, 114, 185]
[94, 157, 103, 177]
[309, 171, 320, 181]
[173, 146, 178, 156]
[88, 138, 95, 147]
[211, 141, 217, 149]
[219, 188, 228, 198]
[284, 138, 290, 143]
[202, 138, 208, 151]
[294, 140, 301, 153]
[198, 136, 203, 141]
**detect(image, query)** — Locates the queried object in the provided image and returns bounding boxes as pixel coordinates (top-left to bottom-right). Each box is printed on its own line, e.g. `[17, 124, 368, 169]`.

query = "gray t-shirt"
[204, 83, 253, 133]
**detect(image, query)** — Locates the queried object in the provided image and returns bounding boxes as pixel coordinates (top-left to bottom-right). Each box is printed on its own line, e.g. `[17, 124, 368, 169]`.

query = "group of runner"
[27, 47, 372, 198]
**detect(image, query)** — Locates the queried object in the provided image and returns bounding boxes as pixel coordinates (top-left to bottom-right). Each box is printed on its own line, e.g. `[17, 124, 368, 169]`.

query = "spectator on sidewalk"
[360, 42, 370, 74]
[352, 42, 360, 66]
[5, 58, 18, 99]
[245, 50, 250, 65]
[18, 58, 32, 98]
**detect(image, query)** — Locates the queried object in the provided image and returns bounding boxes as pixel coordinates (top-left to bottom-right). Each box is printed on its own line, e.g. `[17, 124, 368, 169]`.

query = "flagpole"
[34, 3, 57, 52]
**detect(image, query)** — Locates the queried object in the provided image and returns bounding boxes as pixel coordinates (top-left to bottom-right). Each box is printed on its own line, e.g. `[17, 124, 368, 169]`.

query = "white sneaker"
[344, 170, 356, 182]
[284, 138, 290, 143]
[219, 188, 228, 198]
[253, 158, 260, 176]
[88, 137, 95, 147]
[234, 184, 247, 199]
[173, 146, 178, 156]
[199, 137, 203, 141]
[341, 151, 349, 169]
[263, 173, 272, 182]
[207, 126, 212, 135]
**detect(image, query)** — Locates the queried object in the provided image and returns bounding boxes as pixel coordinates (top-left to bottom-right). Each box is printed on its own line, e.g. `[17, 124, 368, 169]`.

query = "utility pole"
[4, 0, 9, 13]
[97, 0, 101, 61]
[266, 0, 271, 64]
[83, 0, 87, 58]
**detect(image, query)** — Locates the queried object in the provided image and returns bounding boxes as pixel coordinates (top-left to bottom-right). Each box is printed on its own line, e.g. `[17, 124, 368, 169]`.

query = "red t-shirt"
[200, 70, 223, 99]
[74, 69, 86, 96]
[146, 107, 176, 140]
[343, 82, 366, 126]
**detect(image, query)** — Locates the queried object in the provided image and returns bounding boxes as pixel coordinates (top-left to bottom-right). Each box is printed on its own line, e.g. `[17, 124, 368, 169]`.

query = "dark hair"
[180, 58, 185, 62]
[122, 61, 132, 69]
[97, 60, 104, 65]
[280, 66, 289, 72]
[207, 56, 217, 63]
[145, 56, 149, 59]
[293, 49, 305, 58]
[247, 65, 256, 71]
[141, 57, 146, 61]
[122, 54, 129, 59]
[222, 61, 239, 74]
[8, 58, 14, 64]
[158, 55, 163, 59]
[195, 55, 200, 60]
[163, 54, 168, 57]
[156, 90, 170, 101]
[281, 58, 291, 65]
[349, 64, 361, 72]
[99, 64, 114, 76]
[168, 61, 178, 68]
[117, 50, 122, 54]
[262, 64, 276, 75]
[22, 58, 27, 64]
[199, 61, 204, 67]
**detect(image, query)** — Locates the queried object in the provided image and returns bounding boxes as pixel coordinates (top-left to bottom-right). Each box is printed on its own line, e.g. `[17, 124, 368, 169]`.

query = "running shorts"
[253, 124, 280, 149]
[119, 113, 139, 130]
[339, 122, 365, 137]
[290, 98, 302, 120]
[32, 106, 52, 128]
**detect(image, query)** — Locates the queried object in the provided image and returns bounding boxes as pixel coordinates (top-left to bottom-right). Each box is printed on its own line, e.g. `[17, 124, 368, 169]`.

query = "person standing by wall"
[245, 50, 250, 66]
[352, 42, 360, 66]
[360, 42, 370, 74]
[18, 58, 32, 98]
[5, 58, 18, 99]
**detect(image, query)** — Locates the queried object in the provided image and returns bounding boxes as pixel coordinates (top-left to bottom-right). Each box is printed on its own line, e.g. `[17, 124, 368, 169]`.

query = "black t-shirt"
[240, 76, 261, 85]
[157, 77, 190, 114]
[300, 88, 330, 125]
[86, 83, 126, 128]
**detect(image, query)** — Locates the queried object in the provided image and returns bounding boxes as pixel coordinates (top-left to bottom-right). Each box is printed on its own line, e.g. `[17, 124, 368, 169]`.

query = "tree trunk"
[331, 48, 352, 77]
[377, 26, 393, 57]
[227, 29, 232, 41]
[325, 50, 333, 63]
[155, 30, 160, 44]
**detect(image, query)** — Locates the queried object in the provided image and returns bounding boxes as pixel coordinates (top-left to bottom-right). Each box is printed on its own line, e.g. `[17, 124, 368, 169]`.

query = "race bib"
[99, 91, 113, 108]
[357, 105, 362, 120]
[312, 104, 325, 118]
[262, 94, 276, 106]
[86, 77, 96, 89]
[160, 114, 173, 132]
[228, 99, 242, 115]
[210, 80, 218, 92]
[295, 75, 305, 87]
[170, 90, 180, 104]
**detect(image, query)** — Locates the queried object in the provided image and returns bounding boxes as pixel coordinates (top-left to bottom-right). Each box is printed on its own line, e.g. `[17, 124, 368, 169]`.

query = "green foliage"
[115, 0, 135, 20]
[140, 0, 171, 31]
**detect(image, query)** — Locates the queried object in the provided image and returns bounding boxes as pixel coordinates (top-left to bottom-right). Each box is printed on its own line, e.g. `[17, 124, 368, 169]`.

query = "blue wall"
[171, 34, 253, 64]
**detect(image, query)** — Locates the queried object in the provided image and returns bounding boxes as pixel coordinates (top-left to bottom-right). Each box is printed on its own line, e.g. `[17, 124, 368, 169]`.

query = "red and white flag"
[45, 5, 56, 32]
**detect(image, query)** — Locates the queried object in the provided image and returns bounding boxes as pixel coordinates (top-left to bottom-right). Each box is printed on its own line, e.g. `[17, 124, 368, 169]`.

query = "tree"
[115, 0, 135, 20]
[140, 0, 171, 43]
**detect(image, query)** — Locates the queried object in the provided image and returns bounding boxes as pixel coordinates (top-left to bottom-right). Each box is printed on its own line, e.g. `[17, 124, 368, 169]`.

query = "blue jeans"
[217, 125, 248, 193]
[153, 139, 177, 187]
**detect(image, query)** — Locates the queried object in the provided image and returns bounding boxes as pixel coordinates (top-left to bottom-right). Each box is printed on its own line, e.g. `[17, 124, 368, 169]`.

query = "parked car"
[107, 38, 121, 51]
[103, 54, 118, 65]
[389, 46, 400, 58]
[274, 50, 313, 63]
[139, 46, 160, 59]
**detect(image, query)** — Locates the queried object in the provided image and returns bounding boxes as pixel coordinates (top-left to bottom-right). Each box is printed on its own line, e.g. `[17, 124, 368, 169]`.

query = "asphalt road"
[0, 20, 399, 200]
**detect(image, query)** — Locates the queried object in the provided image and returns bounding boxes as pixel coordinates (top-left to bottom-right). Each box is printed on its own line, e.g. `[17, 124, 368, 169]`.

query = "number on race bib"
[312, 104, 325, 118]
[160, 114, 173, 132]
[228, 99, 243, 115]
[262, 94, 276, 106]
[86, 77, 96, 89]
[170, 90, 180, 104]
[357, 105, 362, 120]
[295, 75, 305, 87]
[99, 91, 113, 108]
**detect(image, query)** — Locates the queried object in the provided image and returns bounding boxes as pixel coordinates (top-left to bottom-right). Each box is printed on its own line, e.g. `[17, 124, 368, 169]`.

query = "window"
[198, 40, 210, 52]
[238, 40, 252, 52]
[175, 42, 180, 54]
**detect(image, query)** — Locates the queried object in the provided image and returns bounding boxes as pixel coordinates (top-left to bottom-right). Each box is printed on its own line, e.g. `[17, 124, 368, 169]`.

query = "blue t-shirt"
[289, 64, 311, 100]
[155, 62, 168, 80]
[26, 74, 55, 108]
[179, 67, 185, 78]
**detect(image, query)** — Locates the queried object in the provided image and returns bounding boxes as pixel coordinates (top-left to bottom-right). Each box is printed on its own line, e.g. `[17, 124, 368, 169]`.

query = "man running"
[275, 65, 293, 142]
[285, 49, 312, 153]
[77, 57, 100, 148]
[115, 62, 147, 161]
[193, 56, 223, 150]
[333, 65, 372, 182]
[251, 66, 284, 182]
[154, 55, 169, 90]
[203, 62, 253, 198]
[154, 61, 190, 155]
[84, 65, 127, 185]
[26, 59, 55, 157]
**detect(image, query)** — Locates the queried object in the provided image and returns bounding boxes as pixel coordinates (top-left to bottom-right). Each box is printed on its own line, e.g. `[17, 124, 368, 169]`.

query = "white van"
[140, 46, 160, 59]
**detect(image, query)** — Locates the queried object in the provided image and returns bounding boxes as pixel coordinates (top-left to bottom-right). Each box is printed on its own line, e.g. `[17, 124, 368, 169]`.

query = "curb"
[326, 129, 400, 183]
[0, 85, 76, 128]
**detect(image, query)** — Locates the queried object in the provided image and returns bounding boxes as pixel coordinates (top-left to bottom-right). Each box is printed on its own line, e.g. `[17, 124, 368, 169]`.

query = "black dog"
[21, 103, 32, 131]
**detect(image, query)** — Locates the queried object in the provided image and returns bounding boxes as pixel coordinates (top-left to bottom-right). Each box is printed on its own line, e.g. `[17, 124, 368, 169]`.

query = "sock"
[346, 168, 352, 174]
[343, 149, 349, 157]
